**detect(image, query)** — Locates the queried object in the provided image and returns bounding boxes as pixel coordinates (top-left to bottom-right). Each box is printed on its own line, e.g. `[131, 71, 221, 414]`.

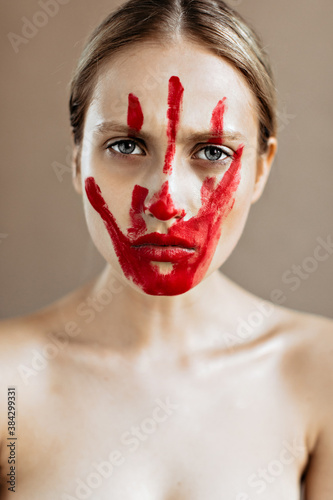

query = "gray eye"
[117, 141, 136, 154]
[196, 145, 230, 162]
[204, 146, 225, 161]
[110, 140, 144, 155]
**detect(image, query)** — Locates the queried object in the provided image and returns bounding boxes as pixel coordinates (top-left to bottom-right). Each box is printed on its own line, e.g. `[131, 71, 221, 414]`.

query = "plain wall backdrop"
[0, 0, 332, 319]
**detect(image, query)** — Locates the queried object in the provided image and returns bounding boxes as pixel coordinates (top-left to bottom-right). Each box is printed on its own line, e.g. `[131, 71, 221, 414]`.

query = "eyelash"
[105, 139, 234, 163]
[106, 140, 145, 157]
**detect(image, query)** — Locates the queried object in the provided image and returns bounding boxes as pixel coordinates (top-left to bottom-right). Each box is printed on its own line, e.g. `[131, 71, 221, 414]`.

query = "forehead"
[86, 39, 258, 137]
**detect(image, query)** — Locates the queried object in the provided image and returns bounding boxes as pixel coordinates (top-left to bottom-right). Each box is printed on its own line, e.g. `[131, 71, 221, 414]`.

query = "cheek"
[82, 180, 131, 268]
[209, 167, 256, 265]
[83, 150, 244, 295]
[237, 161, 257, 208]
[83, 201, 114, 267]
[88, 175, 137, 227]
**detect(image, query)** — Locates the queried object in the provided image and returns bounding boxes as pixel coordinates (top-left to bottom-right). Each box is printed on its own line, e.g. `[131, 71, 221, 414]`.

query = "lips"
[131, 232, 196, 262]
[131, 232, 195, 249]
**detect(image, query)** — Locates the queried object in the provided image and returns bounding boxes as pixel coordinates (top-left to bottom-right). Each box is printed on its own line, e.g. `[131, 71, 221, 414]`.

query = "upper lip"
[131, 233, 196, 249]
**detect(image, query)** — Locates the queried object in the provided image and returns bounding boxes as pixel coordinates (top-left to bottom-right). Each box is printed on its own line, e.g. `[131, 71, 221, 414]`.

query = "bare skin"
[1, 40, 332, 499]
[0, 270, 332, 499]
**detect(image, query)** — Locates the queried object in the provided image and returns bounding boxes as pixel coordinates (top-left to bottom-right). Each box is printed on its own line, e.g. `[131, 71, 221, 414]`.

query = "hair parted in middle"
[70, 0, 277, 154]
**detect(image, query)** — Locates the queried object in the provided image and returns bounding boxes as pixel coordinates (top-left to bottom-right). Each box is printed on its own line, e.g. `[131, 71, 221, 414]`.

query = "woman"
[0, 0, 332, 498]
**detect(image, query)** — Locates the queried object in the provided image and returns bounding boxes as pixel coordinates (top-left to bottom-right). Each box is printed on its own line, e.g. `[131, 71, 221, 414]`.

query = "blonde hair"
[69, 0, 277, 153]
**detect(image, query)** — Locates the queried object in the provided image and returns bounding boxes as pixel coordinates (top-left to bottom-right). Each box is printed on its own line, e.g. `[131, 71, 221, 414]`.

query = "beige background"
[0, 0, 332, 319]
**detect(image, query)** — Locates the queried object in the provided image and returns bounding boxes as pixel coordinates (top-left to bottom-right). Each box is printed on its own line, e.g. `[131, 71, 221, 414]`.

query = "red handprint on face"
[85, 76, 243, 295]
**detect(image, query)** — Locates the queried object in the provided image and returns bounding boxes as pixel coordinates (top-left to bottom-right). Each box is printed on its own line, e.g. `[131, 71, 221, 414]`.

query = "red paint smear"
[85, 94, 243, 296]
[209, 98, 227, 145]
[163, 76, 184, 174]
[85, 147, 242, 296]
[127, 93, 144, 131]
[144, 181, 185, 221]
[128, 184, 148, 237]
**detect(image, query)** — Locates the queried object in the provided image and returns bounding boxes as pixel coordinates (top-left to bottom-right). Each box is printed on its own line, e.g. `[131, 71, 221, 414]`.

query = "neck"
[75, 264, 244, 359]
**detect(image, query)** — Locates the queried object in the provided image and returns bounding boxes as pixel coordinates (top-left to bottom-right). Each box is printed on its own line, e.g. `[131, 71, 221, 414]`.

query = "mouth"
[131, 233, 196, 262]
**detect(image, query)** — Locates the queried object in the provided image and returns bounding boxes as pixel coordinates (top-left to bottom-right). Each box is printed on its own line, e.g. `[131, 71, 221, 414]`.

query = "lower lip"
[131, 245, 195, 262]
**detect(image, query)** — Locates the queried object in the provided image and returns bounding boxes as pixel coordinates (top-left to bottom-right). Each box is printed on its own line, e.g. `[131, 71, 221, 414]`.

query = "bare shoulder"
[0, 313, 47, 382]
[0, 293, 85, 381]
[270, 306, 333, 432]
[0, 281, 93, 385]
[0, 306, 76, 439]
[269, 305, 333, 381]
[276, 312, 333, 497]
[295, 309, 333, 402]
[276, 306, 333, 368]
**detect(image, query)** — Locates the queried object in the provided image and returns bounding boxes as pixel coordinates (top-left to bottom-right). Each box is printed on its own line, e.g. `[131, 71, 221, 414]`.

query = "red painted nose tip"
[144, 181, 185, 221]
[147, 200, 180, 221]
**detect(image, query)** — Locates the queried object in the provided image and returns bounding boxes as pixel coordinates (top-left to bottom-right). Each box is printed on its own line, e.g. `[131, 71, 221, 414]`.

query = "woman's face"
[74, 39, 275, 296]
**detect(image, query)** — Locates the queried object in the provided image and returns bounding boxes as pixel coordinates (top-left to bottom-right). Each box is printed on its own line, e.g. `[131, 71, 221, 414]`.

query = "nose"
[144, 180, 186, 221]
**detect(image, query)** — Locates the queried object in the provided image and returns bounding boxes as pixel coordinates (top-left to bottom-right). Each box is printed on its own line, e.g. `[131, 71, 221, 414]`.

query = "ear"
[251, 137, 278, 204]
[71, 137, 82, 195]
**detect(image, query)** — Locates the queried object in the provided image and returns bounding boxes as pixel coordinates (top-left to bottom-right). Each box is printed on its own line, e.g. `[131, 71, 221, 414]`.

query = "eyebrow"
[93, 120, 246, 143]
[94, 121, 153, 142]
